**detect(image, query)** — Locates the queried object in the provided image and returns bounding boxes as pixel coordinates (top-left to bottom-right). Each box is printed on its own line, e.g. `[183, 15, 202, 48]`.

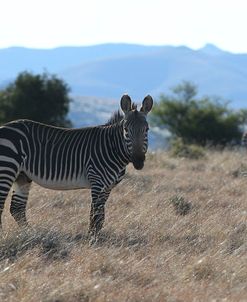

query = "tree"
[151, 81, 243, 146]
[0, 72, 72, 127]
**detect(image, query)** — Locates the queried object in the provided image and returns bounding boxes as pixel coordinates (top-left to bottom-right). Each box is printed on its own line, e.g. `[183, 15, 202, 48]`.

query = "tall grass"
[0, 149, 246, 301]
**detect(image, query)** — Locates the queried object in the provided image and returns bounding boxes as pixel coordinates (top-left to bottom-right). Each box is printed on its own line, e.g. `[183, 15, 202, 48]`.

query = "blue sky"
[2, 0, 247, 53]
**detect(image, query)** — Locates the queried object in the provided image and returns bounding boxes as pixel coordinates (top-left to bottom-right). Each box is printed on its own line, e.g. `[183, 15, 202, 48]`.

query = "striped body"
[0, 119, 129, 189]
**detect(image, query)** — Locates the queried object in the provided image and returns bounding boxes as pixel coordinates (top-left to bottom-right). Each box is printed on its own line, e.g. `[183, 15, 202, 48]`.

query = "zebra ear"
[140, 95, 153, 114]
[120, 94, 132, 114]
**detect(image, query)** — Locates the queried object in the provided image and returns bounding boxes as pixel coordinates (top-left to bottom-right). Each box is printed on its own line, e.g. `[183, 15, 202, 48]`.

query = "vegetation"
[151, 81, 247, 146]
[169, 195, 192, 215]
[0, 72, 72, 127]
[0, 150, 247, 301]
[170, 137, 206, 159]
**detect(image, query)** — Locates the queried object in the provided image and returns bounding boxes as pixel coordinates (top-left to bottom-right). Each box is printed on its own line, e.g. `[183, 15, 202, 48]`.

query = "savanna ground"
[0, 149, 247, 302]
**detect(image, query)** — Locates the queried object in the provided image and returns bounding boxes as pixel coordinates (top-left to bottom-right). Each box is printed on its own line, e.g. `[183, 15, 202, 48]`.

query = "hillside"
[0, 150, 247, 301]
[2, 43, 247, 107]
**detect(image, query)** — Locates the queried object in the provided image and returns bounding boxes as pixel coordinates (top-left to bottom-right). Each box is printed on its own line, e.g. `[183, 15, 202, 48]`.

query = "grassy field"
[0, 149, 247, 302]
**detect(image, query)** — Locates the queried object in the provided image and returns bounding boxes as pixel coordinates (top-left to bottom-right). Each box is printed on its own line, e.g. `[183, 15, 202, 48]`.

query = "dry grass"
[0, 149, 247, 301]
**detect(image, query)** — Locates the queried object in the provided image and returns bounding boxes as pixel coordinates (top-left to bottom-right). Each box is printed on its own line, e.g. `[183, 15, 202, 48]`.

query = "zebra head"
[120, 94, 153, 170]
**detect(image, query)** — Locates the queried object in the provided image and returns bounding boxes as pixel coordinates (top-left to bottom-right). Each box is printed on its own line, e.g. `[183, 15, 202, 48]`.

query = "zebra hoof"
[89, 234, 99, 246]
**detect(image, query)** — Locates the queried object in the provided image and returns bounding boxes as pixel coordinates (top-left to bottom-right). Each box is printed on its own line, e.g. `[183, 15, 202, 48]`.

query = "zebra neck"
[108, 124, 131, 167]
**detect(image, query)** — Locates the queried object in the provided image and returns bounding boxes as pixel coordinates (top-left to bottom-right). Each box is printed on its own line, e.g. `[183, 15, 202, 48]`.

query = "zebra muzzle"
[132, 153, 145, 170]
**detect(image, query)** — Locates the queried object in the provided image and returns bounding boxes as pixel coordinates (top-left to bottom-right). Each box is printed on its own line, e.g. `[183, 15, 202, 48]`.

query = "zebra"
[0, 94, 153, 242]
[242, 131, 247, 147]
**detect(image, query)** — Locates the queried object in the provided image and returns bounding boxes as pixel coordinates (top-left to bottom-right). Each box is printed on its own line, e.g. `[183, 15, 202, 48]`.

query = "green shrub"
[0, 71, 72, 127]
[151, 81, 245, 146]
[170, 138, 205, 159]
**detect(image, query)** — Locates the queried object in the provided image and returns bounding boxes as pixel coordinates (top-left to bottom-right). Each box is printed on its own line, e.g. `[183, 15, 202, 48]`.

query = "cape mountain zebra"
[242, 131, 247, 147]
[0, 94, 153, 242]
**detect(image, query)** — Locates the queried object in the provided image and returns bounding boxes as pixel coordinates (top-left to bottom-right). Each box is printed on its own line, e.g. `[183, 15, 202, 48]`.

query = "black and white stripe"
[0, 94, 153, 242]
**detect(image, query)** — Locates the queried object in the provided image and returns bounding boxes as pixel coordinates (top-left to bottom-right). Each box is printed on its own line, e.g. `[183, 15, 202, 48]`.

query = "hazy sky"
[2, 0, 247, 52]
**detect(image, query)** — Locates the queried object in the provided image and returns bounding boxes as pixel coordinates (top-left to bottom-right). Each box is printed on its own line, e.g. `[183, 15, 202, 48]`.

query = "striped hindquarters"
[0, 120, 91, 190]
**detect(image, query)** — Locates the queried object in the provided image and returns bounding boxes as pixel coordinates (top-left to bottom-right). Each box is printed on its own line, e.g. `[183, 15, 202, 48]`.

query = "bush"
[169, 195, 192, 215]
[0, 72, 72, 127]
[151, 81, 245, 146]
[170, 138, 205, 159]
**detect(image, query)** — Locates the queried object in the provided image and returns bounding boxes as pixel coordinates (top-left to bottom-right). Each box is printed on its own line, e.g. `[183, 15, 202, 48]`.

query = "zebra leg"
[0, 170, 19, 228]
[10, 173, 32, 226]
[0, 184, 13, 228]
[89, 188, 111, 243]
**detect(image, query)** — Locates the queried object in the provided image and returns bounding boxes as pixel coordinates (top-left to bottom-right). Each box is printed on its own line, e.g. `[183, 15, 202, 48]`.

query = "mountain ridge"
[1, 43, 247, 108]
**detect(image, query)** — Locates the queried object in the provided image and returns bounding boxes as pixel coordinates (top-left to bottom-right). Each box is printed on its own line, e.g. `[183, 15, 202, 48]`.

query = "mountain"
[0, 44, 158, 83]
[199, 43, 225, 56]
[1, 43, 247, 109]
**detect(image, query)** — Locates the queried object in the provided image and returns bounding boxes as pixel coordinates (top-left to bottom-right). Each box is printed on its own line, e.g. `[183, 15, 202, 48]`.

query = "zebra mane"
[105, 110, 124, 126]
[104, 103, 138, 126]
